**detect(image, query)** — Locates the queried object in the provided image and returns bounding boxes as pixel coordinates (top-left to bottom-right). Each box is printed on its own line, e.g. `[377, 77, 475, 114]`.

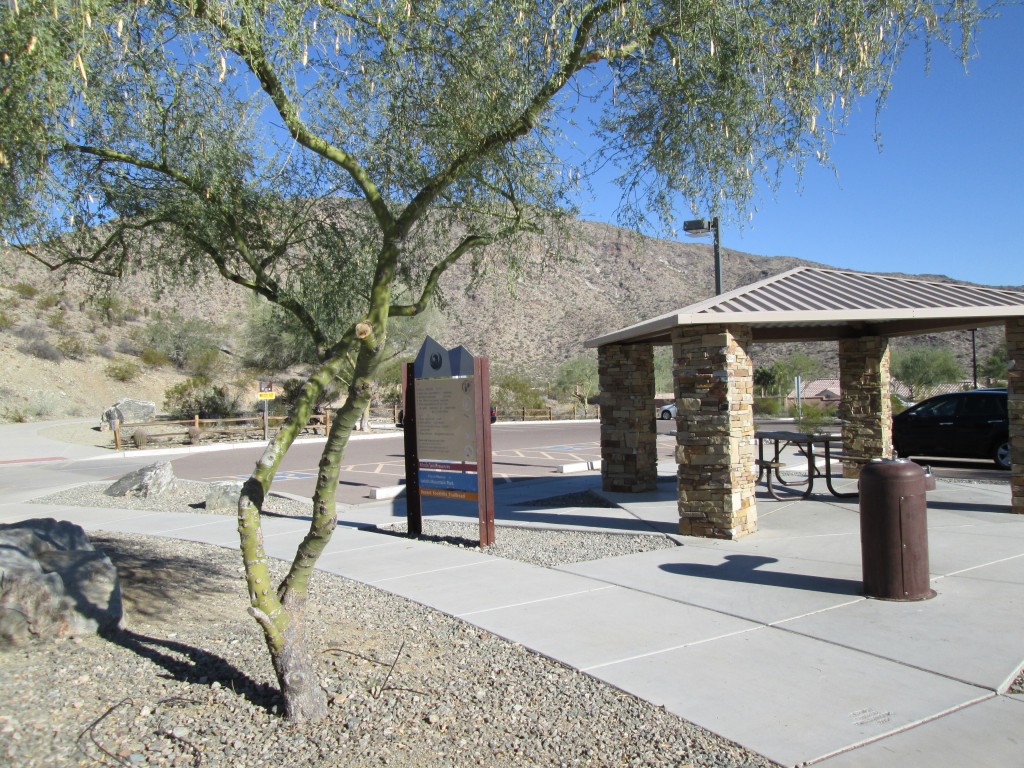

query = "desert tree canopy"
[0, 0, 984, 723]
[2, 1, 982, 271]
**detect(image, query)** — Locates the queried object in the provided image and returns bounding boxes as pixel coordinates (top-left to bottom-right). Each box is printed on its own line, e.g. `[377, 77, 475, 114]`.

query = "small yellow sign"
[257, 391, 276, 400]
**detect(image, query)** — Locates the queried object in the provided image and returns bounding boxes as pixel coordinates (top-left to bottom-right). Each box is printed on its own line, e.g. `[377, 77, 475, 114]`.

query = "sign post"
[403, 337, 495, 546]
[258, 381, 276, 440]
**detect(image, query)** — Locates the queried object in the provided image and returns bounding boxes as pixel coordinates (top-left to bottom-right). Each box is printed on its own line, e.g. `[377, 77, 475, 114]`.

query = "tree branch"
[197, 5, 396, 235]
[397, 0, 632, 231]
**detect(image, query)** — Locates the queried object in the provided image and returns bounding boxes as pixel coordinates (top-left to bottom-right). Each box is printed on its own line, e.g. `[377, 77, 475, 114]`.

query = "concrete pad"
[497, 505, 675, 534]
[588, 626, 991, 767]
[561, 545, 866, 625]
[926, 504, 1024, 531]
[133, 515, 239, 544]
[927, 527, 1024, 576]
[778, 565, 1024, 690]
[373, 559, 614, 618]
[318, 528, 407, 557]
[814, 695, 1024, 767]
[951, 552, 1024, 586]
[684, 528, 865, 570]
[46, 509, 187, 535]
[461, 585, 761, 671]
[742, 498, 861, 542]
[314, 535, 495, 584]
[0, 504, 157, 528]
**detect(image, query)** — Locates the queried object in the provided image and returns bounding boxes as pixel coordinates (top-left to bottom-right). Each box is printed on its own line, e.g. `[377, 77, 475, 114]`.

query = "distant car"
[658, 403, 677, 420]
[891, 388, 1009, 469]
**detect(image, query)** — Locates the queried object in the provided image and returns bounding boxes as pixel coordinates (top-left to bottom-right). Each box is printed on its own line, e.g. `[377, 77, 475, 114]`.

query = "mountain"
[421, 219, 1009, 378]
[0, 218, 1011, 421]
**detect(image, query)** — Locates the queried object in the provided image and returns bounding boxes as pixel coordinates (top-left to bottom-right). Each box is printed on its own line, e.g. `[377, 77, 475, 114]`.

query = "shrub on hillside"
[2, 392, 62, 423]
[11, 282, 38, 299]
[92, 295, 128, 325]
[17, 338, 63, 362]
[46, 309, 69, 330]
[35, 293, 60, 310]
[116, 338, 141, 356]
[106, 360, 141, 382]
[491, 372, 545, 412]
[164, 377, 242, 420]
[185, 347, 224, 379]
[140, 315, 223, 372]
[140, 346, 171, 367]
[13, 322, 47, 342]
[56, 334, 87, 360]
[0, 311, 13, 331]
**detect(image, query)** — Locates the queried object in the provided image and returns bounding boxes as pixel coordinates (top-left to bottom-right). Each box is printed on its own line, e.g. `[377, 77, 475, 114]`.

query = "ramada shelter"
[585, 267, 1024, 539]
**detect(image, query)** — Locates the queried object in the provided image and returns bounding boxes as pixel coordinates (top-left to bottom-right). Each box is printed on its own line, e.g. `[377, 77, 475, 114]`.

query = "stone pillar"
[598, 343, 657, 493]
[838, 335, 892, 477]
[674, 324, 757, 540]
[1007, 318, 1024, 515]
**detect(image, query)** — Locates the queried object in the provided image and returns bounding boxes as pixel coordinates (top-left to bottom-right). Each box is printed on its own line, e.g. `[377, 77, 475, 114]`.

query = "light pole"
[683, 216, 722, 295]
[970, 328, 978, 388]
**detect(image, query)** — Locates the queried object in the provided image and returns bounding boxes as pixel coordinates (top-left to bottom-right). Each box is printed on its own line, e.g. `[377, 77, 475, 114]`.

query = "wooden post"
[402, 363, 422, 536]
[113, 421, 121, 451]
[474, 357, 495, 547]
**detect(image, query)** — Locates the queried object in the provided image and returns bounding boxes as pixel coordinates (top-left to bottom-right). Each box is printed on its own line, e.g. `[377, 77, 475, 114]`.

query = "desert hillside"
[0, 217, 1013, 423]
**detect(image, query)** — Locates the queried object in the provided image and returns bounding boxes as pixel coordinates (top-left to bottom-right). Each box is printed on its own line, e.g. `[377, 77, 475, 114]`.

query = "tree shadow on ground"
[101, 627, 281, 712]
[90, 533, 239, 621]
[90, 534, 281, 712]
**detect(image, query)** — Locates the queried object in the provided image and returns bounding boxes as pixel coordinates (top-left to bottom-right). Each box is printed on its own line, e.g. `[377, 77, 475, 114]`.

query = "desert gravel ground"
[2, 483, 778, 768]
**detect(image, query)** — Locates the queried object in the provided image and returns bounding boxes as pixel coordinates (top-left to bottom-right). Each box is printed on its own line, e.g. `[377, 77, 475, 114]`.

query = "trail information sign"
[402, 337, 495, 546]
[415, 378, 478, 463]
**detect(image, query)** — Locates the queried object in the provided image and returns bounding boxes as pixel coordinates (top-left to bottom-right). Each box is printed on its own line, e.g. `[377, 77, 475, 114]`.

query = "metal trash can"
[859, 459, 936, 601]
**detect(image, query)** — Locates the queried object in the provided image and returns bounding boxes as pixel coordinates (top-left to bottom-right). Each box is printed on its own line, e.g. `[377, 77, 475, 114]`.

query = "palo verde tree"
[892, 344, 965, 399]
[1, 0, 983, 721]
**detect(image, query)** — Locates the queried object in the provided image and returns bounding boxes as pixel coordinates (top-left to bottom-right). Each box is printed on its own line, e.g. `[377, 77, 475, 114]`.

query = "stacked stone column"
[1008, 318, 1024, 515]
[673, 324, 757, 539]
[838, 335, 892, 476]
[598, 343, 657, 493]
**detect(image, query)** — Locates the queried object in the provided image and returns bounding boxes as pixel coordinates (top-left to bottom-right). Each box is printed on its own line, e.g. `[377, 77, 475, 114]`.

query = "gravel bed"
[374, 521, 677, 568]
[30, 480, 314, 518]
[0, 531, 776, 768]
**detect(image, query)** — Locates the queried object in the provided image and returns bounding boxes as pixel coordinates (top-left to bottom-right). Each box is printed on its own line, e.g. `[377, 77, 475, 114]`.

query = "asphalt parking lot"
[167, 418, 1007, 506]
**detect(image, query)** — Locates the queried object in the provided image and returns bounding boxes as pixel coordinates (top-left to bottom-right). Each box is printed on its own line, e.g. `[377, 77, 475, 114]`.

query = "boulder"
[205, 480, 243, 513]
[100, 398, 156, 428]
[0, 518, 123, 646]
[104, 461, 176, 498]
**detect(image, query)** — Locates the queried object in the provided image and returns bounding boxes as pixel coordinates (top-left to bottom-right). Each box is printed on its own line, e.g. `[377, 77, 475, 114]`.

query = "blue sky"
[575, 5, 1023, 288]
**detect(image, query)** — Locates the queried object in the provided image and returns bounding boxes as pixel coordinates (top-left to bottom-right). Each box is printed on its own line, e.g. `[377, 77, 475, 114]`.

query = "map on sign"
[415, 377, 478, 462]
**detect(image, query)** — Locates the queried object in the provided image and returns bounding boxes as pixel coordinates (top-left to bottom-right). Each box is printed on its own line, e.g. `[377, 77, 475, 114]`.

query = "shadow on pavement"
[660, 554, 863, 595]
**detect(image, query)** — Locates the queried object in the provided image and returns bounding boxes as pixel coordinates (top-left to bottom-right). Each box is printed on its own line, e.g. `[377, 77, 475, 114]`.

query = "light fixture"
[684, 216, 722, 295]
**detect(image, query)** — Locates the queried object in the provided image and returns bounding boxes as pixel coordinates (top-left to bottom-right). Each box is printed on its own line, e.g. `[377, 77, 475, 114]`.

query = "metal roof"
[585, 267, 1024, 346]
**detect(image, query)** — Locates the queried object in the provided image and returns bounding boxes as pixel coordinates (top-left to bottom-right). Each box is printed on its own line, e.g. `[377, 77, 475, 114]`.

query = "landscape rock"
[105, 461, 176, 498]
[205, 480, 243, 513]
[100, 398, 156, 429]
[0, 518, 122, 645]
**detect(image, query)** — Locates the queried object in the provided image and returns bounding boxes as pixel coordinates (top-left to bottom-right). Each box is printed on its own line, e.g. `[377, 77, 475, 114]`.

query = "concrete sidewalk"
[1, 424, 1022, 766]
